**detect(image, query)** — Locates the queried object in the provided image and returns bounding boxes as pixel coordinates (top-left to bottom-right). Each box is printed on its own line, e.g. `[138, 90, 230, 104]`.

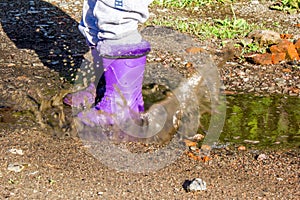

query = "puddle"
[1, 82, 298, 150]
[200, 94, 300, 149]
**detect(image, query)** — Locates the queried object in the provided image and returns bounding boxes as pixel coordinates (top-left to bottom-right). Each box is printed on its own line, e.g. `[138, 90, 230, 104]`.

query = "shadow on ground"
[0, 0, 88, 80]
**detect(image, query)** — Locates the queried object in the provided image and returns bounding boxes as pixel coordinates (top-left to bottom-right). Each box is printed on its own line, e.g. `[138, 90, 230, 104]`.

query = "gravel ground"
[0, 129, 299, 199]
[0, 0, 299, 199]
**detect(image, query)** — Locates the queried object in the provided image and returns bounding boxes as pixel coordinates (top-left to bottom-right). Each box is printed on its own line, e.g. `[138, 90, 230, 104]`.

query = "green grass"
[149, 1, 262, 40]
[152, 0, 232, 8]
[270, 0, 300, 13]
[148, 0, 265, 55]
[235, 40, 266, 56]
[147, 2, 260, 39]
[147, 16, 261, 40]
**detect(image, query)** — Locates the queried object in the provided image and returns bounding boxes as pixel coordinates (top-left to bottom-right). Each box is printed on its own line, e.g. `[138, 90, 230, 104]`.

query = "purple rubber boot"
[63, 48, 105, 108]
[77, 41, 151, 127]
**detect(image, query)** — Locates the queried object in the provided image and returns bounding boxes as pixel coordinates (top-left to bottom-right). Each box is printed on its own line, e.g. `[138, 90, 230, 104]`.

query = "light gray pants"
[79, 0, 153, 46]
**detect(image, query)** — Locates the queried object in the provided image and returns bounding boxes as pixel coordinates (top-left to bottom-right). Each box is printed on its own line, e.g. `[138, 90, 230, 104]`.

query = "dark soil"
[0, 0, 299, 199]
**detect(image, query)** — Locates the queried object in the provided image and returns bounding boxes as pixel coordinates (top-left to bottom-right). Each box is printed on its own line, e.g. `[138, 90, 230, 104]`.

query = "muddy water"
[200, 94, 300, 149]
[1, 87, 299, 149]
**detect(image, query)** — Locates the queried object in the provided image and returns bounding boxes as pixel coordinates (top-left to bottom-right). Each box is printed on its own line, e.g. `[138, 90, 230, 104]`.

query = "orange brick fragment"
[252, 53, 273, 65]
[295, 39, 300, 55]
[274, 39, 299, 60]
[270, 45, 284, 54]
[271, 52, 286, 64]
[286, 44, 299, 60]
[185, 47, 205, 54]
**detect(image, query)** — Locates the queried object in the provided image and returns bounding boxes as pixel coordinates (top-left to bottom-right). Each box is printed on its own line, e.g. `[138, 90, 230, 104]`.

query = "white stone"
[186, 178, 207, 191]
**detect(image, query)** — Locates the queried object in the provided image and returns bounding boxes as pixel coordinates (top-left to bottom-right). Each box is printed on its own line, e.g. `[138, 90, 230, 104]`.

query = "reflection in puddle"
[201, 94, 300, 149]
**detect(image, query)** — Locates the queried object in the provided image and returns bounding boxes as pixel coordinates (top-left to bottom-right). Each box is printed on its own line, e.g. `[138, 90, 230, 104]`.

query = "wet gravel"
[0, 0, 299, 199]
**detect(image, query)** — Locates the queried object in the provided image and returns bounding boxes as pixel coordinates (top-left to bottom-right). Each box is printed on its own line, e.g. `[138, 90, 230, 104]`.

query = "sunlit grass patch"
[152, 0, 233, 8]
[269, 0, 300, 13]
[149, 2, 263, 40]
[147, 16, 262, 40]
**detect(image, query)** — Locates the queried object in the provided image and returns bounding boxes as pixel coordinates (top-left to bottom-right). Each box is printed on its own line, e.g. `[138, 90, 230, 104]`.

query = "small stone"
[184, 139, 197, 147]
[7, 163, 27, 172]
[192, 134, 204, 141]
[185, 62, 193, 68]
[32, 63, 43, 67]
[8, 148, 24, 155]
[274, 141, 281, 144]
[190, 146, 197, 151]
[251, 0, 259, 5]
[59, 2, 68, 7]
[238, 145, 246, 151]
[282, 68, 292, 73]
[247, 30, 281, 46]
[257, 154, 268, 161]
[201, 144, 212, 151]
[74, 1, 81, 5]
[97, 191, 104, 195]
[244, 139, 260, 144]
[7, 63, 16, 67]
[185, 178, 207, 192]
[51, 61, 59, 65]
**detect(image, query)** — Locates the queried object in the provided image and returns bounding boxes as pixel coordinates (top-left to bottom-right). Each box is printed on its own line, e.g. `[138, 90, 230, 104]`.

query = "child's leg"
[64, 0, 153, 108]
[76, 0, 154, 126]
[79, 0, 153, 45]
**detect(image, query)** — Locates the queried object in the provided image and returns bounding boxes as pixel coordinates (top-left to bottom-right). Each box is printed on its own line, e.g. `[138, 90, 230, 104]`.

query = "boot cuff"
[97, 40, 151, 58]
